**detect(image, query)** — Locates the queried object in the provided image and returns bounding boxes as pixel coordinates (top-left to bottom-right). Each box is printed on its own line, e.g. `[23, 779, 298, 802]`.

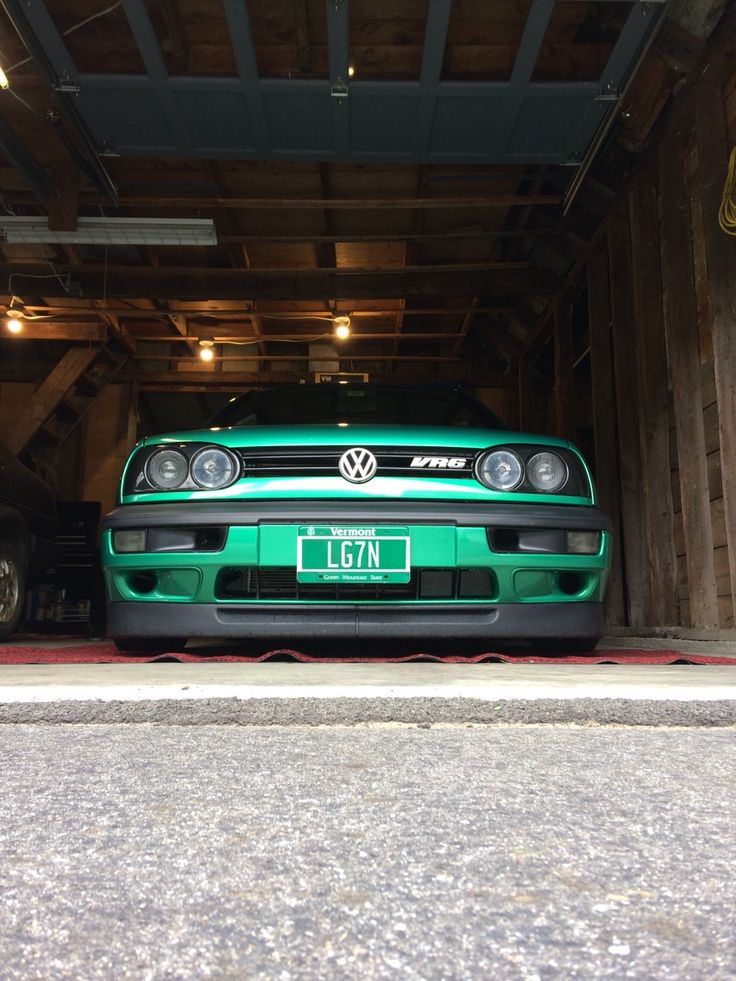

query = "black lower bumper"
[107, 600, 603, 642]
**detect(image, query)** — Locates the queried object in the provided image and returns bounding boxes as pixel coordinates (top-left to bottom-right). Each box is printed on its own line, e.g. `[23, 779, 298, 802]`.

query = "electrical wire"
[6, 87, 44, 118]
[718, 146, 736, 236]
[3, 2, 124, 74]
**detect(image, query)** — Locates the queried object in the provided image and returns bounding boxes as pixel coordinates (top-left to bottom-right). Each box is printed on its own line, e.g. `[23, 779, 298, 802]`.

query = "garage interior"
[0, 0, 734, 644]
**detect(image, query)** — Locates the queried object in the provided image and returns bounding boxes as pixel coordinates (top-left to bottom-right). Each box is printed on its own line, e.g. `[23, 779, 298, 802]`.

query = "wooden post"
[607, 206, 649, 628]
[587, 246, 625, 627]
[628, 168, 679, 626]
[658, 109, 719, 629]
[694, 80, 736, 625]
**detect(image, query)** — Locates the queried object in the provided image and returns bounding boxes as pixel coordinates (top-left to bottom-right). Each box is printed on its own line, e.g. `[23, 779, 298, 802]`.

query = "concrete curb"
[2, 696, 736, 726]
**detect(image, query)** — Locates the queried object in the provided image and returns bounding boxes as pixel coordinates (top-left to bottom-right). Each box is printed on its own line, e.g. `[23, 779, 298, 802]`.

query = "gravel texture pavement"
[1, 724, 735, 980]
[1, 695, 736, 726]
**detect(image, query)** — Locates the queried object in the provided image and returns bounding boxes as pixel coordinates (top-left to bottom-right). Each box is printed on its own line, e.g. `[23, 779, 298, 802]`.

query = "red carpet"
[0, 642, 734, 665]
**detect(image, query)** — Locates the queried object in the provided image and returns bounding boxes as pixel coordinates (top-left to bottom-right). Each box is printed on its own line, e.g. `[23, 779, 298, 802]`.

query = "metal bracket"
[54, 71, 79, 95]
[331, 78, 348, 100]
[595, 81, 619, 103]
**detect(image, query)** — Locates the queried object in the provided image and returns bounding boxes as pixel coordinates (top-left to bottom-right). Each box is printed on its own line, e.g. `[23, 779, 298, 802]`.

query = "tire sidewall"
[0, 538, 26, 639]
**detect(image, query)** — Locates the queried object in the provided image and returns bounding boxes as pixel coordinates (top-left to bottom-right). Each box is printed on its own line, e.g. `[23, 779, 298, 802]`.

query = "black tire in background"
[0, 538, 27, 639]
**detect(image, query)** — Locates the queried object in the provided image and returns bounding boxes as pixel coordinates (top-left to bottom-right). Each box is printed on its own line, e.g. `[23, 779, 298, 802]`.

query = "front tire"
[0, 539, 26, 639]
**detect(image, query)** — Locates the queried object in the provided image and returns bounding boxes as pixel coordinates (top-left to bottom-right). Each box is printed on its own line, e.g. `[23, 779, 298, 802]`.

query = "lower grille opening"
[215, 567, 497, 601]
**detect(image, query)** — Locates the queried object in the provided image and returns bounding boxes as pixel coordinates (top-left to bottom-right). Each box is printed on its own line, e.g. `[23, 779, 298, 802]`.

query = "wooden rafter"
[7, 345, 101, 455]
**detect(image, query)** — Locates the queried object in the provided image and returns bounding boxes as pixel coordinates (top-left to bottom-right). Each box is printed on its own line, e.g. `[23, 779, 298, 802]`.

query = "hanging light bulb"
[6, 296, 25, 333]
[199, 340, 215, 362]
[0, 67, 9, 90]
[333, 314, 351, 340]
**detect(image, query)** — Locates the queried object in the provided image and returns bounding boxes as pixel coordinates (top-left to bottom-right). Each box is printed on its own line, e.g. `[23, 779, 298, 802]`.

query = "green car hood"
[141, 423, 568, 451]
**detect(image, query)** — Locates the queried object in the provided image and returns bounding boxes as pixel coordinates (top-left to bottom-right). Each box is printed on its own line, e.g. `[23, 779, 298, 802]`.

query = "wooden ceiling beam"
[63, 193, 562, 211]
[1, 322, 107, 341]
[218, 227, 566, 244]
[1, 263, 555, 299]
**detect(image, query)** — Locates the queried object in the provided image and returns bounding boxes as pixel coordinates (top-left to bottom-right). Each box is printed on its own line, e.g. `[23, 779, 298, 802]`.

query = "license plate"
[296, 526, 410, 583]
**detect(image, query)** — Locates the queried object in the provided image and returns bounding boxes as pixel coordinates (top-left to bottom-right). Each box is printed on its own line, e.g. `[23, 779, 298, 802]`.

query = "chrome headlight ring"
[475, 449, 524, 491]
[190, 446, 239, 490]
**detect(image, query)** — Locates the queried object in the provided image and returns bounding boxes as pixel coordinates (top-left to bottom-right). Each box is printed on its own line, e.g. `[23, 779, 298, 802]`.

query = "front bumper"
[106, 599, 603, 641]
[102, 500, 610, 641]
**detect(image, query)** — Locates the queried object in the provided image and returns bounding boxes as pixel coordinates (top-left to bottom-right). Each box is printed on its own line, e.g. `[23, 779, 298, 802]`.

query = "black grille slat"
[215, 567, 496, 602]
[236, 445, 477, 479]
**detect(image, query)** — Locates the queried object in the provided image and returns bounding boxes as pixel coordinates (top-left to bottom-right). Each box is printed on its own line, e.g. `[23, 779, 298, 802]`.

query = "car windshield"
[210, 385, 506, 429]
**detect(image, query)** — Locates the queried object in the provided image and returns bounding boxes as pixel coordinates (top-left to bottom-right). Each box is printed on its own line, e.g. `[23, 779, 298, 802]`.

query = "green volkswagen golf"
[101, 383, 610, 652]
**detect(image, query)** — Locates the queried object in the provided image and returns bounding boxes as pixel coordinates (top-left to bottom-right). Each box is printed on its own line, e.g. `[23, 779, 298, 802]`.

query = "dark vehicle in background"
[0, 441, 57, 638]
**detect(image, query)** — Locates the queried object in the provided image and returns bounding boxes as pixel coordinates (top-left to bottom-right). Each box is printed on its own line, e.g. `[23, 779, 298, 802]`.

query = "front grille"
[235, 446, 476, 479]
[215, 566, 497, 601]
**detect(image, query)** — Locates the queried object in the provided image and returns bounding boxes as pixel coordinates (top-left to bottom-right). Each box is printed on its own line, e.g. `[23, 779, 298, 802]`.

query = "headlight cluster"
[476, 448, 570, 493]
[144, 446, 239, 490]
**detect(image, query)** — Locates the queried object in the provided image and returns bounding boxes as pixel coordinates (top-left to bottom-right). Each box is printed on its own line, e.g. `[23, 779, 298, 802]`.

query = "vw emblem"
[338, 447, 377, 483]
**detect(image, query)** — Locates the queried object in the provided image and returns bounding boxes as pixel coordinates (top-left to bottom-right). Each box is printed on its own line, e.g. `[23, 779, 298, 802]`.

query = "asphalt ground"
[2, 724, 735, 980]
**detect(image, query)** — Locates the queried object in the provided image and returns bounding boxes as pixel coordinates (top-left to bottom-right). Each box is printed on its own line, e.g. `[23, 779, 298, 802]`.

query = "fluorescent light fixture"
[0, 217, 217, 246]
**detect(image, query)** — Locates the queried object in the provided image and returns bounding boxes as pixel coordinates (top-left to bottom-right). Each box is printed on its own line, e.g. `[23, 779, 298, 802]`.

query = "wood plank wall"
[530, 50, 736, 632]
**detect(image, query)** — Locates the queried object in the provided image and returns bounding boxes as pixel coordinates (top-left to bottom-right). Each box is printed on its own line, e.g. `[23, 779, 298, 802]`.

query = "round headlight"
[477, 449, 523, 491]
[190, 447, 238, 489]
[146, 449, 188, 489]
[527, 451, 568, 493]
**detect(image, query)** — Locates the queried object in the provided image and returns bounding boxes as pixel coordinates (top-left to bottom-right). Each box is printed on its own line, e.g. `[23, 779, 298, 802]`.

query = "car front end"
[101, 385, 610, 651]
